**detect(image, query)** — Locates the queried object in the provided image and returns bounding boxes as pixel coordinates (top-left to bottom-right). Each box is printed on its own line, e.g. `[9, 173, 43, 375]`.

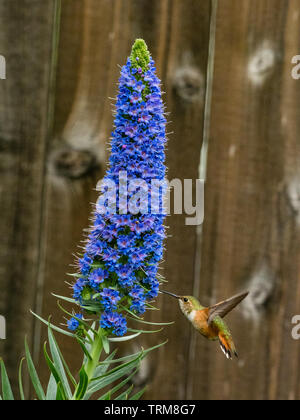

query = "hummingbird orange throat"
[160, 290, 249, 360]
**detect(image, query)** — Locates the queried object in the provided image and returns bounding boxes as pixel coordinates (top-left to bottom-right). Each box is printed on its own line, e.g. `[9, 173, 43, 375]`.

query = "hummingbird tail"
[218, 332, 238, 360]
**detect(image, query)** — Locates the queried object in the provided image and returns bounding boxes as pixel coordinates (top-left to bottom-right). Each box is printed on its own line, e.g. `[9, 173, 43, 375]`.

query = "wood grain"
[143, 0, 212, 399]
[0, 0, 58, 397]
[187, 0, 300, 400]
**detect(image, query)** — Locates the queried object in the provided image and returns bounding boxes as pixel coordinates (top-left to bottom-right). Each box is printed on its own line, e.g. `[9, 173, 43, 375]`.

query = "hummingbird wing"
[207, 292, 249, 325]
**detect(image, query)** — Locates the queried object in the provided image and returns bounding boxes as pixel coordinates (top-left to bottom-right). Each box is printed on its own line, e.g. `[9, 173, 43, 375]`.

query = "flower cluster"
[70, 39, 167, 336]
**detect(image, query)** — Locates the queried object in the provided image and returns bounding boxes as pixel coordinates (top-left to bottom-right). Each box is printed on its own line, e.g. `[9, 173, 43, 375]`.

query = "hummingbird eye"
[183, 298, 188, 303]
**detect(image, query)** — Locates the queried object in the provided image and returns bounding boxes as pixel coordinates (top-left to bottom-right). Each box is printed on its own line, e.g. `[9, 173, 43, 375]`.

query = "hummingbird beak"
[160, 290, 180, 299]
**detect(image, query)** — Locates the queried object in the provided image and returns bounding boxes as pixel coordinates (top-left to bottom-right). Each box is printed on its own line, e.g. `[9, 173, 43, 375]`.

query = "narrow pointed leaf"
[120, 305, 143, 320]
[144, 302, 159, 310]
[74, 366, 89, 400]
[101, 332, 110, 354]
[89, 353, 142, 389]
[46, 374, 57, 401]
[108, 332, 141, 342]
[56, 301, 97, 334]
[98, 340, 167, 365]
[31, 310, 75, 338]
[24, 338, 46, 400]
[53, 334, 77, 387]
[48, 326, 72, 398]
[127, 327, 163, 334]
[98, 368, 138, 400]
[51, 293, 76, 304]
[127, 315, 174, 326]
[77, 338, 92, 362]
[130, 387, 146, 400]
[0, 359, 14, 400]
[66, 273, 83, 279]
[56, 382, 66, 400]
[18, 358, 25, 401]
[115, 384, 134, 400]
[93, 349, 118, 380]
[43, 342, 67, 401]
[86, 356, 142, 399]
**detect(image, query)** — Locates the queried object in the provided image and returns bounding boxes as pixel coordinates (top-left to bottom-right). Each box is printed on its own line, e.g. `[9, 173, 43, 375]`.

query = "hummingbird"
[161, 290, 249, 359]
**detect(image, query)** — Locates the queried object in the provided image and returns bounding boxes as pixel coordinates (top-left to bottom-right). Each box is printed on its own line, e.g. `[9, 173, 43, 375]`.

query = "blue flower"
[67, 314, 83, 331]
[130, 300, 146, 315]
[100, 311, 127, 336]
[100, 288, 121, 310]
[88, 268, 109, 289]
[73, 39, 167, 336]
[73, 278, 87, 300]
[129, 285, 145, 300]
[78, 254, 93, 276]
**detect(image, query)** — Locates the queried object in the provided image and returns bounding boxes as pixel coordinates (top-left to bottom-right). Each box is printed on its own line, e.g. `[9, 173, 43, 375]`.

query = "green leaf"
[56, 301, 95, 334]
[66, 273, 84, 279]
[81, 303, 101, 312]
[56, 382, 66, 400]
[46, 374, 57, 401]
[24, 337, 46, 400]
[86, 354, 142, 399]
[98, 368, 138, 400]
[49, 329, 77, 387]
[120, 304, 143, 320]
[101, 392, 111, 400]
[145, 302, 159, 310]
[108, 332, 141, 342]
[51, 293, 76, 304]
[130, 387, 146, 400]
[99, 340, 167, 365]
[127, 315, 174, 326]
[74, 367, 89, 400]
[127, 327, 163, 334]
[77, 338, 92, 362]
[31, 310, 75, 338]
[18, 358, 25, 401]
[43, 342, 67, 401]
[0, 359, 14, 400]
[90, 353, 142, 387]
[93, 349, 118, 380]
[101, 332, 110, 354]
[48, 326, 72, 398]
[115, 384, 134, 400]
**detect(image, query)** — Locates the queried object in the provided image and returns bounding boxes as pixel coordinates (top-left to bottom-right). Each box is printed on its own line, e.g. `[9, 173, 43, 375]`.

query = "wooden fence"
[0, 0, 300, 400]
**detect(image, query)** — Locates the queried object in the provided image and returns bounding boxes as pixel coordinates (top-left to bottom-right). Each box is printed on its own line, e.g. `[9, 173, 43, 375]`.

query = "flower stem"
[72, 327, 103, 400]
[85, 327, 103, 381]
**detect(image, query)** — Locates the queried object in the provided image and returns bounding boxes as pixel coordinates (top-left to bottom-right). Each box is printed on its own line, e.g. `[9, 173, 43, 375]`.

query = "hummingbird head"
[160, 291, 203, 315]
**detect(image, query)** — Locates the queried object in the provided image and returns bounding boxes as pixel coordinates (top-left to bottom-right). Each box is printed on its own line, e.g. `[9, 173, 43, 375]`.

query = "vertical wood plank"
[188, 0, 300, 400]
[0, 0, 58, 396]
[144, 0, 212, 399]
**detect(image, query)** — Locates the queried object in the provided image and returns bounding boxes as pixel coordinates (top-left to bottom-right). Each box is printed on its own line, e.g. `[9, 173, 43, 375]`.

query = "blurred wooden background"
[1, 0, 300, 400]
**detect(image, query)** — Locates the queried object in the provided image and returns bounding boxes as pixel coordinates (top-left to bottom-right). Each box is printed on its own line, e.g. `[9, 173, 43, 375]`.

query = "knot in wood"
[248, 43, 276, 86]
[51, 146, 97, 179]
[173, 67, 204, 103]
[242, 262, 275, 321]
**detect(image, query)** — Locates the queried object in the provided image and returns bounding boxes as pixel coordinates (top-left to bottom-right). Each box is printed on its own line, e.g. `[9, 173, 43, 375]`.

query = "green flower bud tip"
[130, 38, 150, 72]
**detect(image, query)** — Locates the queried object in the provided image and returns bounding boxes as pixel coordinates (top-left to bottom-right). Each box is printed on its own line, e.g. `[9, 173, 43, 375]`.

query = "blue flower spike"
[72, 39, 167, 337]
